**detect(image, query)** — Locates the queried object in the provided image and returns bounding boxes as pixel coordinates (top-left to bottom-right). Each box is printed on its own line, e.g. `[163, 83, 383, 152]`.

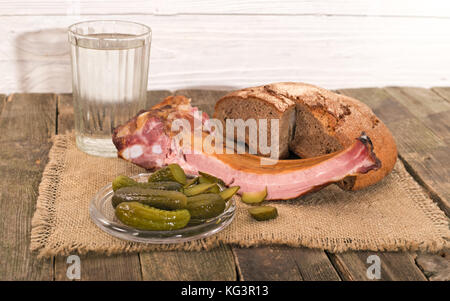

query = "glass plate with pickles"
[89, 165, 238, 244]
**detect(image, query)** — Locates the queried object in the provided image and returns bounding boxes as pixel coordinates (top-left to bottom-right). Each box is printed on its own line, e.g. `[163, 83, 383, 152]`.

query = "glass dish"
[89, 173, 236, 243]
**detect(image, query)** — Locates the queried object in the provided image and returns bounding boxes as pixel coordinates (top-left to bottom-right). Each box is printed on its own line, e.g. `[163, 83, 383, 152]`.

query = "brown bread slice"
[213, 82, 398, 191]
[213, 87, 296, 158]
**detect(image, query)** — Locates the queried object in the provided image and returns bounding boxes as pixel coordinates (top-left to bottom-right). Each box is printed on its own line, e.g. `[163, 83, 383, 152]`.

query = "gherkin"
[186, 194, 226, 220]
[148, 164, 187, 185]
[248, 206, 278, 221]
[112, 186, 187, 210]
[115, 202, 191, 231]
[112, 175, 183, 192]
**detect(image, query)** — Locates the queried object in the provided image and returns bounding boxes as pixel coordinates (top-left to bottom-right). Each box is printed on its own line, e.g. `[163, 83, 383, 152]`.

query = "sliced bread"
[213, 82, 398, 191]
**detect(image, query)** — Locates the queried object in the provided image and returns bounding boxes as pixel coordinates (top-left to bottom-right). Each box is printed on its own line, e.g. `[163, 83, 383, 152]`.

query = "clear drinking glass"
[68, 20, 151, 157]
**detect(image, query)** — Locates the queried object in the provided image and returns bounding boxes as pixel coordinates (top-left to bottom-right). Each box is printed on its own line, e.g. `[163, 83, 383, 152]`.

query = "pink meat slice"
[184, 136, 380, 199]
[112, 95, 381, 200]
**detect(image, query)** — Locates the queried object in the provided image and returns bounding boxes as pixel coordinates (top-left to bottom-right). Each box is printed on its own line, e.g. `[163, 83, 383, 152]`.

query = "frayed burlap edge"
[30, 134, 450, 258]
[31, 134, 68, 257]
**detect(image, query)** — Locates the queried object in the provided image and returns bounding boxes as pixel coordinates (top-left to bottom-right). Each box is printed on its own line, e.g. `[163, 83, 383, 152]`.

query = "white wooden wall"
[1, 0, 450, 93]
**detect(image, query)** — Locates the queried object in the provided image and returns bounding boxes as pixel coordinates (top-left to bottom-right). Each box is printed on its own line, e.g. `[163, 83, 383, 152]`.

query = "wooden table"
[0, 87, 449, 281]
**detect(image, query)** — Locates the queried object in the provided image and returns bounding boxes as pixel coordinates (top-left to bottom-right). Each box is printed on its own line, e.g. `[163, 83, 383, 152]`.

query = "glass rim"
[68, 20, 152, 41]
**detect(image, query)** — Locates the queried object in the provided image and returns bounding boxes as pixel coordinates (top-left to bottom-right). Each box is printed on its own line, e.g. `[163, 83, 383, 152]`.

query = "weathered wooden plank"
[54, 254, 142, 281]
[288, 249, 341, 281]
[0, 93, 55, 280]
[233, 247, 342, 281]
[328, 251, 427, 281]
[385, 87, 450, 119]
[339, 88, 449, 215]
[431, 87, 450, 104]
[52, 92, 173, 281]
[385, 87, 450, 144]
[415, 250, 450, 281]
[233, 246, 303, 281]
[141, 245, 236, 281]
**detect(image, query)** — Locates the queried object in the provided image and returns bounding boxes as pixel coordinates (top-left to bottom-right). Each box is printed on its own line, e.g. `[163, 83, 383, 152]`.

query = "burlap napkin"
[30, 134, 450, 257]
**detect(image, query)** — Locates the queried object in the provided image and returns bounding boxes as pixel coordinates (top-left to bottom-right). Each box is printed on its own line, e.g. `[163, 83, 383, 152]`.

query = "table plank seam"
[230, 247, 244, 281]
[225, 246, 240, 281]
[288, 254, 309, 281]
[398, 155, 449, 217]
[291, 259, 306, 281]
[325, 252, 353, 281]
[413, 255, 432, 280]
[430, 88, 450, 104]
[137, 253, 145, 281]
[322, 251, 343, 281]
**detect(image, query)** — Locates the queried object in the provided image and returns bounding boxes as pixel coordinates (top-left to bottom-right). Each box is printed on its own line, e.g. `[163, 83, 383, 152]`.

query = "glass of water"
[68, 20, 151, 157]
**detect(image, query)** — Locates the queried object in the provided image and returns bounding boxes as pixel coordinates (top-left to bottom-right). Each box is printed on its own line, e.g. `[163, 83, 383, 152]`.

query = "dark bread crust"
[214, 82, 397, 191]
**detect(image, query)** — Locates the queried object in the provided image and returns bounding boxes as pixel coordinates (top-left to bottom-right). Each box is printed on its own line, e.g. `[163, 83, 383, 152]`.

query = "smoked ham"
[112, 95, 381, 200]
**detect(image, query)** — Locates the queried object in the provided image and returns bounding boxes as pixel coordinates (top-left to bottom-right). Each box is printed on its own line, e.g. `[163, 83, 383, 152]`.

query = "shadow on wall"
[15, 28, 72, 93]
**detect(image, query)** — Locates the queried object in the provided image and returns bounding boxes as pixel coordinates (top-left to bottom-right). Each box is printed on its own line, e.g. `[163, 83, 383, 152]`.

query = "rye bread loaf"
[213, 82, 397, 191]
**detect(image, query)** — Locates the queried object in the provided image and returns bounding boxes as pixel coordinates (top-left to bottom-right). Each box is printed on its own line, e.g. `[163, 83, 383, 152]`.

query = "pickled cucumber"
[184, 177, 199, 188]
[186, 193, 226, 220]
[241, 187, 267, 204]
[112, 175, 183, 192]
[219, 186, 240, 201]
[115, 202, 191, 231]
[112, 175, 137, 191]
[148, 164, 187, 185]
[248, 206, 278, 221]
[183, 183, 216, 197]
[198, 171, 225, 186]
[112, 186, 187, 210]
[198, 176, 212, 184]
[206, 183, 221, 194]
